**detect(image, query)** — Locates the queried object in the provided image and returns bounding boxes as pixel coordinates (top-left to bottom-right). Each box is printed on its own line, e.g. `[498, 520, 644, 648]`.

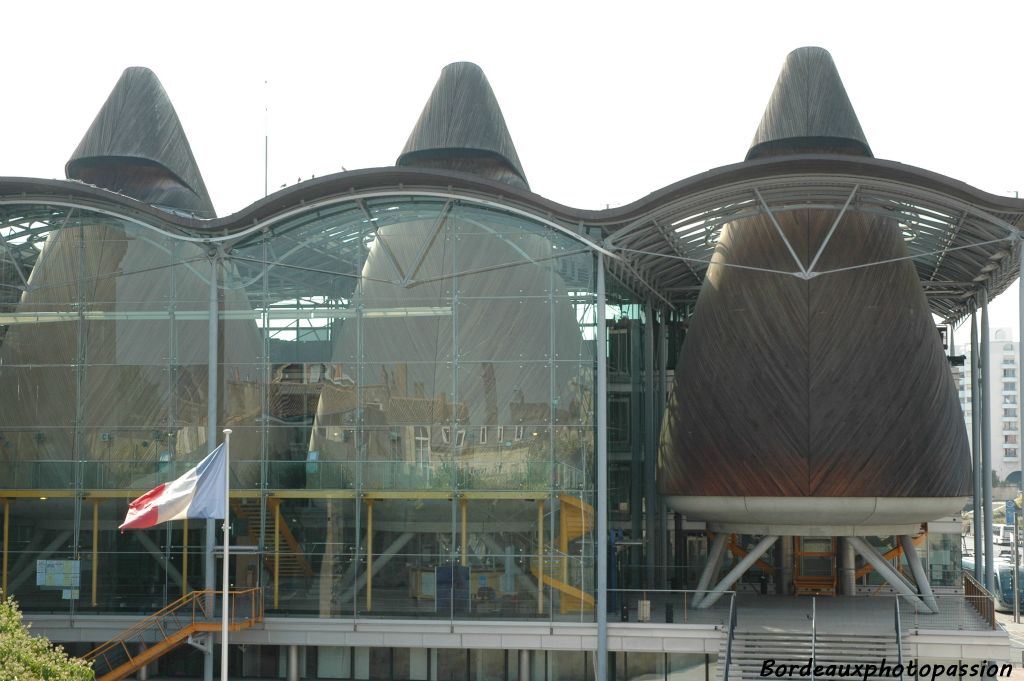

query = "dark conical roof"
[66, 67, 215, 217]
[747, 47, 872, 160]
[397, 62, 528, 189]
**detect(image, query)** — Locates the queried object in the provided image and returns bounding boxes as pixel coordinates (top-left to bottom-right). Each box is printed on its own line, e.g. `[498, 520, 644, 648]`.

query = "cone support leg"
[847, 537, 933, 613]
[697, 535, 778, 610]
[692, 533, 728, 607]
[900, 535, 939, 612]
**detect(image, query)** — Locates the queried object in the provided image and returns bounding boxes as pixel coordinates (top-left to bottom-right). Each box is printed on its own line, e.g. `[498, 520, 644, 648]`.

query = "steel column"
[365, 500, 374, 612]
[536, 499, 544, 615]
[287, 644, 300, 681]
[460, 498, 468, 567]
[982, 287, 994, 592]
[274, 501, 281, 608]
[2, 498, 8, 595]
[971, 310, 982, 578]
[780, 536, 793, 595]
[657, 312, 668, 588]
[629, 320, 643, 589]
[182, 519, 188, 598]
[91, 499, 99, 606]
[643, 303, 656, 588]
[842, 538, 856, 596]
[519, 650, 531, 681]
[1019, 241, 1024, 492]
[597, 253, 609, 681]
[204, 256, 219, 681]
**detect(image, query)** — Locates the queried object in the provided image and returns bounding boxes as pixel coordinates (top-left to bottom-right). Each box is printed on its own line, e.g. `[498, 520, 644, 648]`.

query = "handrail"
[962, 570, 997, 629]
[810, 597, 816, 681]
[894, 598, 904, 681]
[723, 592, 737, 681]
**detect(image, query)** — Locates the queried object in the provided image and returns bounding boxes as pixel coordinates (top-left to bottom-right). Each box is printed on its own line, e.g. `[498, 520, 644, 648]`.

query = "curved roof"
[3, 155, 1023, 323]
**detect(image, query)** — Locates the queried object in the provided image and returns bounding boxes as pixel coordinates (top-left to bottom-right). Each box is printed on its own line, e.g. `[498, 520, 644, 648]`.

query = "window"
[496, 426, 505, 442]
[1006, 395, 1017, 404]
[1006, 343, 1016, 352]
[1006, 409, 1018, 418]
[478, 427, 487, 444]
[514, 426, 524, 441]
[441, 426, 451, 444]
[1007, 421, 1019, 431]
[1005, 435, 1018, 445]
[1005, 369, 1017, 378]
[414, 426, 430, 465]
[455, 430, 466, 447]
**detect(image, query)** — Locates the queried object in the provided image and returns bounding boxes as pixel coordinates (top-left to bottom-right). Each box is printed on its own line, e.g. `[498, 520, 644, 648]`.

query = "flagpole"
[222, 428, 232, 681]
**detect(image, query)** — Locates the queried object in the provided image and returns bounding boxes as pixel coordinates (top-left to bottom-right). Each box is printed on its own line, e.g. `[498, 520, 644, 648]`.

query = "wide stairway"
[717, 630, 908, 681]
[83, 588, 262, 681]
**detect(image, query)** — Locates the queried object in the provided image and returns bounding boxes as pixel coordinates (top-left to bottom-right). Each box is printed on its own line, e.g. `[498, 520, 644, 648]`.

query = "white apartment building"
[953, 327, 1023, 484]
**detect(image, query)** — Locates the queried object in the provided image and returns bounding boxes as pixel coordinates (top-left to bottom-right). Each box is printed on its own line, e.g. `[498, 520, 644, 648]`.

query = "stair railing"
[894, 597, 904, 681]
[723, 592, 737, 681]
[810, 597, 816, 681]
[84, 588, 263, 679]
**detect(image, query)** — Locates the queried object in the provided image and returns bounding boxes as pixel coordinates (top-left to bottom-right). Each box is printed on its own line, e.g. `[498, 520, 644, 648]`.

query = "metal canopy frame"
[604, 173, 1024, 324]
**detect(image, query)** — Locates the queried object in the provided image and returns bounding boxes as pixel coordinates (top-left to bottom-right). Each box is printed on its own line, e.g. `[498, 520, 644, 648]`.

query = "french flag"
[120, 443, 227, 530]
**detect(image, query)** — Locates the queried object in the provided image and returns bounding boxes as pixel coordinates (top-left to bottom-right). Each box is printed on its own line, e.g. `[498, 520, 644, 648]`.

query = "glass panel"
[4, 497, 75, 614]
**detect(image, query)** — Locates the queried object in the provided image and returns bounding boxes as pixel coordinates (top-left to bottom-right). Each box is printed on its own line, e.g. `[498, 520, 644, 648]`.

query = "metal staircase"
[84, 588, 262, 681]
[232, 498, 314, 580]
[529, 494, 595, 614]
[717, 631, 908, 681]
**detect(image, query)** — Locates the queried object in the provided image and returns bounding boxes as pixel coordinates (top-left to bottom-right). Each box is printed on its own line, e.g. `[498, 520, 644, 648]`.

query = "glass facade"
[0, 197, 598, 621]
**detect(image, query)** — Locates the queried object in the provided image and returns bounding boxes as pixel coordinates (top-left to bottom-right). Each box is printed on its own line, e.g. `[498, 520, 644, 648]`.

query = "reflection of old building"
[2, 50, 1023, 680]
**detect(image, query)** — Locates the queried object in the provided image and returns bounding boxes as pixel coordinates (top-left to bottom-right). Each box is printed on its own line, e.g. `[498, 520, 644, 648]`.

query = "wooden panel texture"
[397, 62, 529, 189]
[658, 208, 972, 498]
[66, 67, 215, 217]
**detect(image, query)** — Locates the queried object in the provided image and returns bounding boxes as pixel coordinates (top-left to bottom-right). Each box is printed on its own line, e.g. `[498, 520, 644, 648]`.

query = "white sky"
[3, 1, 1023, 334]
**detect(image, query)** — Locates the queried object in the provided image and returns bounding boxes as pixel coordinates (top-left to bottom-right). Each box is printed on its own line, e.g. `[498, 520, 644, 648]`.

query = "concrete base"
[665, 496, 969, 535]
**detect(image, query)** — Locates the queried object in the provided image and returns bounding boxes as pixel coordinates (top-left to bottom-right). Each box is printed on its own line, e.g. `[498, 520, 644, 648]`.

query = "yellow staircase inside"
[83, 588, 262, 681]
[530, 495, 596, 614]
[233, 498, 314, 581]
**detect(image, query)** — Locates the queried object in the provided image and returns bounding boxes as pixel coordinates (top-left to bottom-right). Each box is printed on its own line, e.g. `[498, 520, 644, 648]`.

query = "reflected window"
[415, 426, 430, 465]
[514, 426, 524, 441]
[479, 427, 487, 444]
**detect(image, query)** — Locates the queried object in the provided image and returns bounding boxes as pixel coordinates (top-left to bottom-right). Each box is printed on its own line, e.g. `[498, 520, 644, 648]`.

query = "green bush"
[0, 594, 93, 680]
